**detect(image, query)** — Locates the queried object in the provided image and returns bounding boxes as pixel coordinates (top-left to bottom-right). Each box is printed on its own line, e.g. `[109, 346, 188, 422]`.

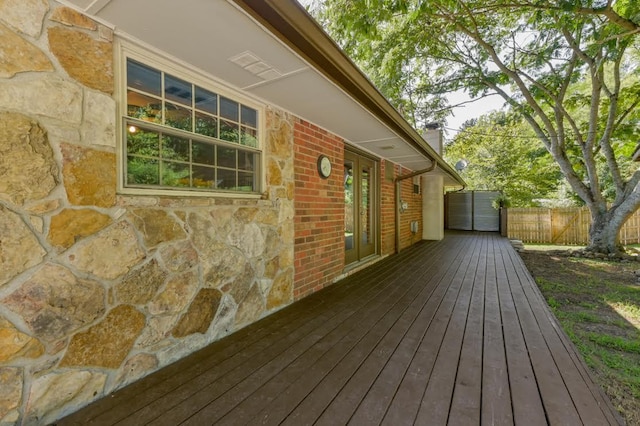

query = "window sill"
[117, 186, 264, 200]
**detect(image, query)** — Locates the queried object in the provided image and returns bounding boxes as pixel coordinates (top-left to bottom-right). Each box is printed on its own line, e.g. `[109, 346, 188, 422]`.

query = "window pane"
[192, 141, 215, 165]
[127, 91, 162, 123]
[217, 168, 236, 190]
[195, 87, 217, 115]
[192, 165, 215, 188]
[241, 105, 257, 127]
[123, 59, 260, 193]
[194, 111, 217, 138]
[127, 127, 159, 157]
[165, 74, 192, 106]
[238, 151, 254, 171]
[165, 102, 192, 131]
[218, 146, 236, 169]
[127, 156, 159, 185]
[240, 126, 257, 147]
[161, 161, 190, 187]
[127, 59, 161, 96]
[162, 135, 189, 162]
[220, 96, 238, 121]
[238, 172, 254, 191]
[220, 119, 239, 143]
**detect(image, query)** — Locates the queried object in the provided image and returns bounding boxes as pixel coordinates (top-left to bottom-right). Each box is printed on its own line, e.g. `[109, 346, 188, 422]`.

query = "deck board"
[481, 236, 513, 425]
[58, 232, 622, 426]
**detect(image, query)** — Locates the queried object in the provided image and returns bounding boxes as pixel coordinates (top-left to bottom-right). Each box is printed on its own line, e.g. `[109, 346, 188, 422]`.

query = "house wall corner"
[0, 2, 296, 423]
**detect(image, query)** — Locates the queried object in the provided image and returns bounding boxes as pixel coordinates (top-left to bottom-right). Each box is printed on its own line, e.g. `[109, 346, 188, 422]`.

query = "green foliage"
[444, 112, 562, 206]
[588, 333, 640, 354]
[315, 0, 640, 252]
[528, 253, 640, 420]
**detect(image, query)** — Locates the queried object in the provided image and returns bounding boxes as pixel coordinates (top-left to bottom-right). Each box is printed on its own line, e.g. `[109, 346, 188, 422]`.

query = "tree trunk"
[587, 209, 623, 254]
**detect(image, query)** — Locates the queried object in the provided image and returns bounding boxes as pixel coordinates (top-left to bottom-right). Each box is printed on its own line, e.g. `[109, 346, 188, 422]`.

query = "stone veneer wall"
[0, 1, 295, 424]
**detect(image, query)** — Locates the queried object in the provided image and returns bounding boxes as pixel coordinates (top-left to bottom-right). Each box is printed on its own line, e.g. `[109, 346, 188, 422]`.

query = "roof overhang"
[59, 0, 465, 188]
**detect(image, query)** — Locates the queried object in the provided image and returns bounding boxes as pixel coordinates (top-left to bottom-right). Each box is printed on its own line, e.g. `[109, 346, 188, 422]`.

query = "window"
[123, 57, 261, 193]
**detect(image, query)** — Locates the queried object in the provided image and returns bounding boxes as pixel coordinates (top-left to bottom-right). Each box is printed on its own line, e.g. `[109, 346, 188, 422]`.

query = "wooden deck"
[58, 232, 622, 425]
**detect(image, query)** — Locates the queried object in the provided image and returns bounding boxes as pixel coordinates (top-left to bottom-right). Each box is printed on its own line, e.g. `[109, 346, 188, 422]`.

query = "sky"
[296, 0, 504, 140]
[443, 91, 506, 138]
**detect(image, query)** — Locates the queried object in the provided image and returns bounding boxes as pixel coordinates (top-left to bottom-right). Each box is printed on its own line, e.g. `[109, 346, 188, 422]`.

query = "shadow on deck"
[58, 231, 622, 425]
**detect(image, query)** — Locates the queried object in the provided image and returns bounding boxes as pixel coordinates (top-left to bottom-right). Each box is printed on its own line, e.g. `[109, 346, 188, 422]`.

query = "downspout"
[394, 161, 437, 254]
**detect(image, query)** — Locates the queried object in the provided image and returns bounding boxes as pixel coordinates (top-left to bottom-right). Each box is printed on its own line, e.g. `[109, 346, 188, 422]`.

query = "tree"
[314, 0, 640, 253]
[444, 112, 562, 206]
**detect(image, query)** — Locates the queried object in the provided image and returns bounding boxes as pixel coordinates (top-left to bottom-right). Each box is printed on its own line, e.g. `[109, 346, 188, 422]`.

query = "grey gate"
[446, 191, 501, 232]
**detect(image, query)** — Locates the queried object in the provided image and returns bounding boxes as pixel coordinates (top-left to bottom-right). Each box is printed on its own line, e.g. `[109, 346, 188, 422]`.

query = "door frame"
[344, 147, 380, 266]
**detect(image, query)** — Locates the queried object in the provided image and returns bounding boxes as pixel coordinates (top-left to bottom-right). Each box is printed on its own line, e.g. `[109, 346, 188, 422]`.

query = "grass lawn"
[519, 249, 640, 425]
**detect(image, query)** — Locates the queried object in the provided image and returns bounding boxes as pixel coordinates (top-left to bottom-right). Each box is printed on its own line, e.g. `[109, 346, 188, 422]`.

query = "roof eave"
[231, 0, 465, 188]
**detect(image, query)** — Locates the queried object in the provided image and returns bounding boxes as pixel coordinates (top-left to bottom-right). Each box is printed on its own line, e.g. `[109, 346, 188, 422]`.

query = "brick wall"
[380, 160, 396, 256]
[293, 119, 345, 300]
[380, 161, 424, 253]
[292, 120, 427, 298]
[397, 169, 424, 250]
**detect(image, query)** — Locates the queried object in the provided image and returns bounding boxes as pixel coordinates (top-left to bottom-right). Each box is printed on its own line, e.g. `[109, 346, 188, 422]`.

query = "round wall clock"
[317, 155, 332, 178]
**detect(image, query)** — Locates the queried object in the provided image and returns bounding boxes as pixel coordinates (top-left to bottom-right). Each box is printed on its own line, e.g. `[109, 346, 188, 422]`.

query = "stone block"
[0, 206, 46, 287]
[266, 109, 294, 158]
[115, 259, 168, 305]
[48, 208, 112, 249]
[24, 199, 60, 214]
[0, 22, 53, 78]
[0, 367, 22, 423]
[267, 158, 283, 186]
[158, 241, 198, 273]
[0, 0, 48, 37]
[60, 305, 145, 369]
[0, 77, 82, 124]
[235, 284, 265, 327]
[267, 270, 293, 310]
[172, 288, 222, 337]
[227, 221, 265, 258]
[65, 221, 145, 280]
[81, 90, 116, 147]
[0, 317, 44, 362]
[149, 271, 198, 315]
[0, 112, 58, 207]
[115, 353, 158, 388]
[48, 26, 113, 93]
[25, 370, 106, 425]
[129, 209, 186, 248]
[61, 143, 116, 207]
[50, 7, 97, 30]
[3, 263, 105, 342]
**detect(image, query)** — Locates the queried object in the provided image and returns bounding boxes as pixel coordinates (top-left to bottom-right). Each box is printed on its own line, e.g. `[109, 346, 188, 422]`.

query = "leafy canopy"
[444, 112, 562, 207]
[314, 0, 640, 251]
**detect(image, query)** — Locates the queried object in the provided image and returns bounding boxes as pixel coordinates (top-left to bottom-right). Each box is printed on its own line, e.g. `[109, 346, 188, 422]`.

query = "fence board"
[507, 207, 640, 245]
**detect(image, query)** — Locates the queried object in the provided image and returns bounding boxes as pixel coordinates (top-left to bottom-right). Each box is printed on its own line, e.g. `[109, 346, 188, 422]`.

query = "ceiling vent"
[229, 51, 282, 81]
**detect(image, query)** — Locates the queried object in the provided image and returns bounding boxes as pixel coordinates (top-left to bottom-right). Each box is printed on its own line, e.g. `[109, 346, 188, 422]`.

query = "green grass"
[525, 253, 640, 424]
[587, 333, 640, 354]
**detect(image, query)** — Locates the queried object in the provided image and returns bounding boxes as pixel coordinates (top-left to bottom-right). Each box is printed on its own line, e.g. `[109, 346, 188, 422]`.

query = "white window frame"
[115, 39, 265, 198]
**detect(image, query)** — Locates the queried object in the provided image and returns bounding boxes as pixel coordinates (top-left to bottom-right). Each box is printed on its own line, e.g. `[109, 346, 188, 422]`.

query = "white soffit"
[64, 0, 431, 171]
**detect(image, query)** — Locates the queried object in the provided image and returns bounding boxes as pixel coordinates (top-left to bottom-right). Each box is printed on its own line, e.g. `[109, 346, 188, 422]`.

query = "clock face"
[318, 155, 332, 178]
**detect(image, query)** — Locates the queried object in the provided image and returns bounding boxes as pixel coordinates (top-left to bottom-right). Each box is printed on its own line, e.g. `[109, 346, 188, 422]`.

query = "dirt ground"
[519, 249, 640, 426]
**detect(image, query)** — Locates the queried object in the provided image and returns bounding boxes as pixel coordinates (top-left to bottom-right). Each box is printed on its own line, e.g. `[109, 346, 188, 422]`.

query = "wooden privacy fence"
[507, 207, 640, 245]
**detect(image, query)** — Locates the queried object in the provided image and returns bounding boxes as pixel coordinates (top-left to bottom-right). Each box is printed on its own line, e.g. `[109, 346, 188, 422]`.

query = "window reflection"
[124, 58, 260, 193]
[344, 161, 354, 251]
